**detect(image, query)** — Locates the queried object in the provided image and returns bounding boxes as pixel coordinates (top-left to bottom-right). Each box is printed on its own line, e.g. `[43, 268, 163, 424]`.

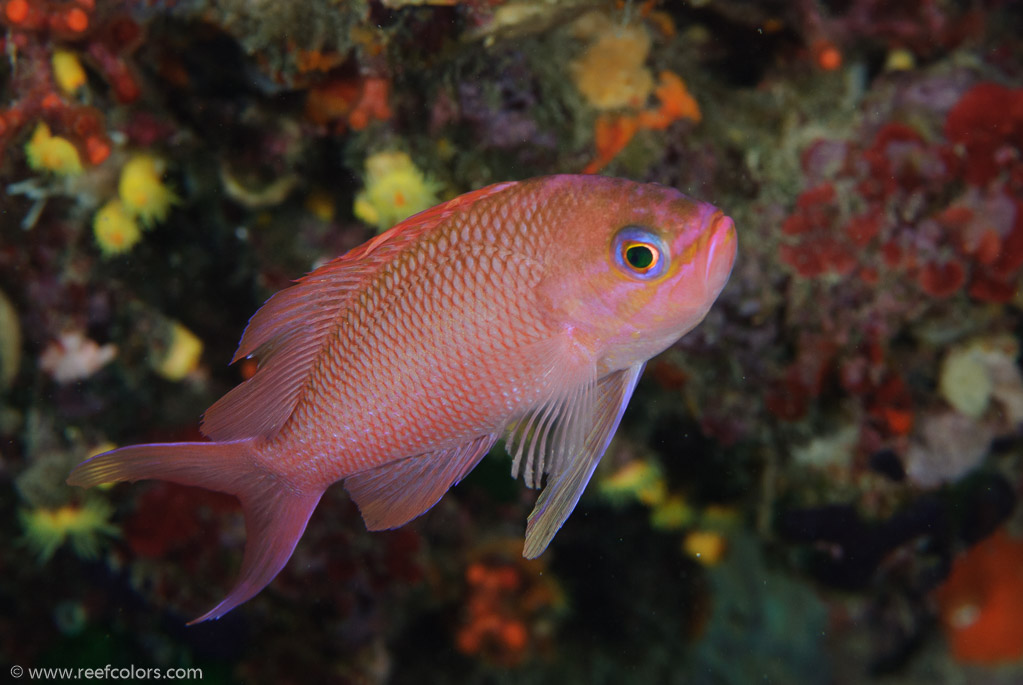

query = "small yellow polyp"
[153, 321, 203, 381]
[25, 123, 83, 176]
[683, 530, 728, 566]
[93, 199, 141, 256]
[119, 154, 179, 227]
[52, 50, 88, 95]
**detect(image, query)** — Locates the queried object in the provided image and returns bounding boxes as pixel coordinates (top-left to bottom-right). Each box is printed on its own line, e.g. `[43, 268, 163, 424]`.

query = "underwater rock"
[779, 496, 952, 592]
[690, 533, 830, 683]
[465, 0, 597, 44]
[139, 0, 372, 88]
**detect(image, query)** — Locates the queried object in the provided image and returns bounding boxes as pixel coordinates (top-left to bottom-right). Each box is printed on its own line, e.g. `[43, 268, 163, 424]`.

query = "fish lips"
[646, 207, 736, 344]
[703, 211, 737, 296]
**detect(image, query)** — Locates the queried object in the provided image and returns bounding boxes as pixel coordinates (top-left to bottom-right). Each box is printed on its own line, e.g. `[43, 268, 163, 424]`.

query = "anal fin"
[345, 434, 498, 530]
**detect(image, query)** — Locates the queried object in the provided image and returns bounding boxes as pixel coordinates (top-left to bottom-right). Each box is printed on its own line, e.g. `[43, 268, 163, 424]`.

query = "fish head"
[539, 176, 737, 373]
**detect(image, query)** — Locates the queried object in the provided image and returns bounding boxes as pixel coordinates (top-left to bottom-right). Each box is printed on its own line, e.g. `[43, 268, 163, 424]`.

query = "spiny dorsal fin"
[200, 182, 519, 441]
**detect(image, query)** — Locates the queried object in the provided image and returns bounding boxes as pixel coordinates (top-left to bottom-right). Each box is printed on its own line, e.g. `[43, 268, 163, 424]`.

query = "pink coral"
[39, 330, 117, 384]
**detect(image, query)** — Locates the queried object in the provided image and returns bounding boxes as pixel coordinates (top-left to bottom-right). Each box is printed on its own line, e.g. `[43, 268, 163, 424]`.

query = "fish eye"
[625, 243, 656, 270]
[612, 226, 668, 280]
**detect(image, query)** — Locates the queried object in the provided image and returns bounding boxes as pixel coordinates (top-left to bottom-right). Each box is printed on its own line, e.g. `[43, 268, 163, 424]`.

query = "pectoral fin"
[522, 362, 645, 558]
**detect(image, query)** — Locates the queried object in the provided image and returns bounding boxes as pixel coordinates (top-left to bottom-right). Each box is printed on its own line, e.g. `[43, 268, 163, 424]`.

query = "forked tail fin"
[67, 440, 324, 623]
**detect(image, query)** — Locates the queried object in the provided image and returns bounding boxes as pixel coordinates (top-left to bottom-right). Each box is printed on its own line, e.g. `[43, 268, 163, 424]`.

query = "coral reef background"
[2, 1, 1023, 683]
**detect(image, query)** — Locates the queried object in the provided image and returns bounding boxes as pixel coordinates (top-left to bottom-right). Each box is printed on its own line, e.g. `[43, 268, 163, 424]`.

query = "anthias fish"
[69, 175, 736, 622]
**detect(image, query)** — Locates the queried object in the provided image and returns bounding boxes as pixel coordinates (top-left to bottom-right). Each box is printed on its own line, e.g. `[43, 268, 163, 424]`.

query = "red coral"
[844, 209, 883, 247]
[859, 122, 943, 202]
[866, 373, 914, 437]
[945, 83, 1023, 187]
[779, 238, 856, 278]
[87, 41, 140, 104]
[783, 105, 1023, 304]
[918, 260, 965, 298]
[348, 77, 393, 131]
[774, 77, 1023, 464]
[779, 183, 871, 278]
[779, 122, 953, 283]
[967, 273, 1016, 304]
[880, 240, 903, 267]
[956, 196, 1023, 302]
[123, 483, 238, 561]
[984, 200, 1023, 279]
[765, 334, 836, 422]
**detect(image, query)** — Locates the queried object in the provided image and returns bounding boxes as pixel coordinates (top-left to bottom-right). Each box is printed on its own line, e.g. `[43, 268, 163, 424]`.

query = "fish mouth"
[702, 211, 737, 292]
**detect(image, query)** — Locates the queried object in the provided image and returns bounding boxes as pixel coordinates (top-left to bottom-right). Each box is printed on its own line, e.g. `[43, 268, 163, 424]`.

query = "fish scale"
[69, 174, 736, 622]
[290, 249, 550, 468]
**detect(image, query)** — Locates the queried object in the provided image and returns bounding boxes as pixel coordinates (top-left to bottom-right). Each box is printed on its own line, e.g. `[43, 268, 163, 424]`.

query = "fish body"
[69, 175, 736, 622]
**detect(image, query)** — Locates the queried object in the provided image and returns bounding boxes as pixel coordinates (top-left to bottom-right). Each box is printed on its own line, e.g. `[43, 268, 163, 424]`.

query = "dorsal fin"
[201, 181, 519, 441]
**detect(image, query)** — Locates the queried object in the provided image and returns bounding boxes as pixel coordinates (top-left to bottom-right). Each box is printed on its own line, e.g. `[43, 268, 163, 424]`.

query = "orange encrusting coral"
[293, 48, 345, 74]
[583, 71, 701, 174]
[5, 0, 30, 25]
[454, 555, 562, 667]
[583, 115, 639, 175]
[348, 77, 392, 130]
[935, 528, 1023, 664]
[62, 6, 89, 33]
[812, 39, 843, 71]
[305, 75, 392, 132]
[638, 71, 702, 129]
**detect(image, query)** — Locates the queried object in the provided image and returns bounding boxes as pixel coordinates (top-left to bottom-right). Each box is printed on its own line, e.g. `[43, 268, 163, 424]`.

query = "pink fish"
[69, 175, 736, 622]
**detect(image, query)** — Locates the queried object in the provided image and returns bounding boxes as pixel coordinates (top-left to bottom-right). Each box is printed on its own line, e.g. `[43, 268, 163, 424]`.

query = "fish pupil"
[625, 244, 655, 270]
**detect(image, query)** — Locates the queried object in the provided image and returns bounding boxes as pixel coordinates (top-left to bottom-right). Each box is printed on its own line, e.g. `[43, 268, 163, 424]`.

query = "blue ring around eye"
[612, 226, 669, 280]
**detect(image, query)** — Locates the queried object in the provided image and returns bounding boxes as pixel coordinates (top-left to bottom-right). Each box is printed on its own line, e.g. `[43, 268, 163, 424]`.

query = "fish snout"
[703, 211, 737, 292]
